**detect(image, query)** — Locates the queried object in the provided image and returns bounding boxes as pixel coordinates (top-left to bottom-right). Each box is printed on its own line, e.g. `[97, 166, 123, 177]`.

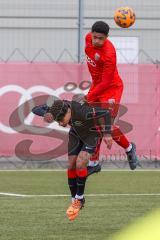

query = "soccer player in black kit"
[32, 99, 111, 221]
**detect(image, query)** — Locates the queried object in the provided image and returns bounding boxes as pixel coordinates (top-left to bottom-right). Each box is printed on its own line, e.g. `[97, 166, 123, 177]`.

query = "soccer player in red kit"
[85, 21, 139, 173]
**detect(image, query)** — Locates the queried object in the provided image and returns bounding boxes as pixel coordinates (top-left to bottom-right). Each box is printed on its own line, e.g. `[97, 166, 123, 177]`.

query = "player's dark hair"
[49, 100, 69, 121]
[91, 21, 110, 35]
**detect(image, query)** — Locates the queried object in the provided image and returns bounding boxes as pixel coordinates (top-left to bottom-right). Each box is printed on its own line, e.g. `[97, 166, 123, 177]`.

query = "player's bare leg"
[88, 101, 140, 171]
[112, 126, 139, 170]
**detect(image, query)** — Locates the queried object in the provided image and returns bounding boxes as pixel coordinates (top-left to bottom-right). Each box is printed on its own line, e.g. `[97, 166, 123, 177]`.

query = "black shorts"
[68, 128, 100, 156]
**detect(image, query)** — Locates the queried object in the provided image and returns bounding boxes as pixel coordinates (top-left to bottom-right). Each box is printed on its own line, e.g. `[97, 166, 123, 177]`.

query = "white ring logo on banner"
[0, 84, 84, 134]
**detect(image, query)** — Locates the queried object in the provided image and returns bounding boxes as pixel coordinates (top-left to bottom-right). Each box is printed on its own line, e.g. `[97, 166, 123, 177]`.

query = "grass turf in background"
[0, 171, 159, 240]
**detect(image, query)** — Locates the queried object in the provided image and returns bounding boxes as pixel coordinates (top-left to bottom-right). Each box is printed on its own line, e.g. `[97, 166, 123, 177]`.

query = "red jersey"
[85, 32, 123, 103]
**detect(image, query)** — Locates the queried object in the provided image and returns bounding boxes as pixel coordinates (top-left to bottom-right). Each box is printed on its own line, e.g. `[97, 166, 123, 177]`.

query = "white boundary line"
[0, 192, 27, 197]
[0, 192, 160, 198]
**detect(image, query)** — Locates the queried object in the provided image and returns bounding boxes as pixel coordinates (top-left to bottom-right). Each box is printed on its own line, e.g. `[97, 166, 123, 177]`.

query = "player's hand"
[103, 134, 113, 149]
[44, 112, 54, 123]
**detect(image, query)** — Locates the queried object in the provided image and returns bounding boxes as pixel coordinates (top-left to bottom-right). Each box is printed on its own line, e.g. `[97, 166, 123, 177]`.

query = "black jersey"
[66, 100, 111, 147]
[32, 100, 111, 148]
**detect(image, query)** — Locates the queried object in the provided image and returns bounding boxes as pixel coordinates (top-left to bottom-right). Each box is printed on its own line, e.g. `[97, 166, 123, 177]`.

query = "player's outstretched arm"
[32, 104, 49, 117]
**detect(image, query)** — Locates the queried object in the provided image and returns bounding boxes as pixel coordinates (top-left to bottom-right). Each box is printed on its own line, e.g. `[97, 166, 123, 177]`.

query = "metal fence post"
[78, 0, 84, 63]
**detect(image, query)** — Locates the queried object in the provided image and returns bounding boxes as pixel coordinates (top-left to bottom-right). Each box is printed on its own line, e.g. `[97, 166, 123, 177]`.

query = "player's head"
[44, 100, 71, 127]
[91, 21, 109, 47]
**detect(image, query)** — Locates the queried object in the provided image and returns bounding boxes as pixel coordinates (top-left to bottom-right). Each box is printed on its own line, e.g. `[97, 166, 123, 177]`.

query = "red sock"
[90, 138, 102, 162]
[67, 169, 77, 198]
[112, 125, 130, 149]
[76, 168, 87, 178]
[67, 169, 77, 178]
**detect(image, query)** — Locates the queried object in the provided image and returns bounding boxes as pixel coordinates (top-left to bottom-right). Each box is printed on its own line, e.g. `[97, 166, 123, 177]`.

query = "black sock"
[68, 178, 77, 198]
[76, 176, 87, 197]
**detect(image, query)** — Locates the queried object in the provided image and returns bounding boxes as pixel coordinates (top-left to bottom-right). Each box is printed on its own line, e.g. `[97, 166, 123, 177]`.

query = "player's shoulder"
[71, 101, 90, 111]
[71, 101, 84, 113]
[102, 38, 116, 60]
[104, 38, 116, 51]
[71, 101, 92, 120]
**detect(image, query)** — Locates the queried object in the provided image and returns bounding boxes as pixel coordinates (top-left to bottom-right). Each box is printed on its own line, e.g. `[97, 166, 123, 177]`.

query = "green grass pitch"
[0, 170, 159, 240]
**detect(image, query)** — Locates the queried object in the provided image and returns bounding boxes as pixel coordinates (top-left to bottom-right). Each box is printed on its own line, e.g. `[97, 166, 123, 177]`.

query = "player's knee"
[68, 161, 76, 170]
[68, 155, 77, 169]
[76, 151, 89, 169]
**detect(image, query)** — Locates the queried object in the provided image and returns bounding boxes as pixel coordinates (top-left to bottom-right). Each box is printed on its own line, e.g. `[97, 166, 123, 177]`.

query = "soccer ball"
[114, 7, 136, 28]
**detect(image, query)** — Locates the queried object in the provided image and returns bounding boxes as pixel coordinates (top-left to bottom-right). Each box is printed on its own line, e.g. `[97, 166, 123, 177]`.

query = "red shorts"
[98, 85, 123, 103]
[88, 85, 124, 161]
[90, 85, 124, 118]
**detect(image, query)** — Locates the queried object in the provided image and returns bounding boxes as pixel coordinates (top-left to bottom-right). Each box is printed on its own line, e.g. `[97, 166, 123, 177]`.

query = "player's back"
[85, 32, 123, 89]
[69, 100, 111, 147]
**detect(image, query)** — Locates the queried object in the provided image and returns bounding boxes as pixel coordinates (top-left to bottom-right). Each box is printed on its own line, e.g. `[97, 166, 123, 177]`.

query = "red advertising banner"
[0, 63, 159, 160]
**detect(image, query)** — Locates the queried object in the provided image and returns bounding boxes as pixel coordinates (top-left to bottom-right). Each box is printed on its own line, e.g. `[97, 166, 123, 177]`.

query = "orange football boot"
[66, 198, 85, 221]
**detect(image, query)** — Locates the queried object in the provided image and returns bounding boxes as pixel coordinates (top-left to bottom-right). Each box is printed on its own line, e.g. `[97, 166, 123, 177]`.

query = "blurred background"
[0, 0, 159, 169]
[0, 0, 159, 63]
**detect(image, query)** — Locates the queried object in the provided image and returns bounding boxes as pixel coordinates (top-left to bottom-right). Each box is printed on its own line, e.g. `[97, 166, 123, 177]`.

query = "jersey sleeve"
[32, 104, 49, 116]
[85, 32, 92, 46]
[87, 47, 116, 102]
